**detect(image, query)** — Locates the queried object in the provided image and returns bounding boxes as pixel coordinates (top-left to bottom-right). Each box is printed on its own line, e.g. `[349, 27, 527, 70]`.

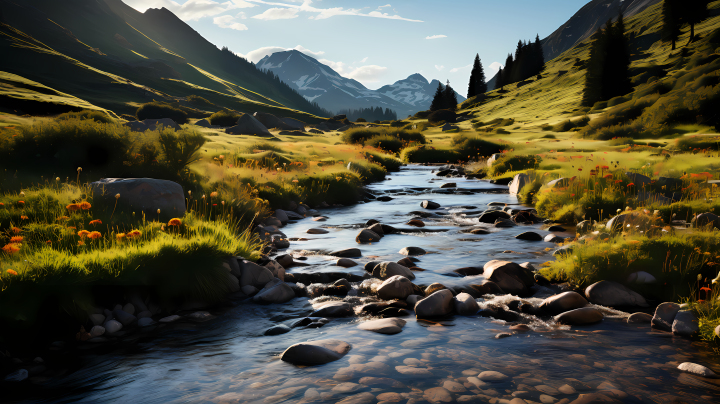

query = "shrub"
[401, 145, 460, 163]
[413, 110, 431, 119]
[186, 95, 215, 108]
[552, 120, 575, 132]
[362, 151, 402, 171]
[607, 137, 635, 146]
[208, 110, 241, 126]
[366, 135, 404, 154]
[136, 102, 188, 124]
[451, 134, 506, 159]
[389, 121, 406, 127]
[157, 128, 206, 173]
[356, 118, 367, 122]
[341, 127, 425, 147]
[488, 155, 541, 177]
[427, 109, 456, 124]
[676, 135, 720, 151]
[57, 109, 114, 124]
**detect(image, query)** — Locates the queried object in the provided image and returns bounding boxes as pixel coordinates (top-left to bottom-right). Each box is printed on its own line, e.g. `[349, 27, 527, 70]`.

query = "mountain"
[0, 0, 327, 120]
[257, 51, 464, 118]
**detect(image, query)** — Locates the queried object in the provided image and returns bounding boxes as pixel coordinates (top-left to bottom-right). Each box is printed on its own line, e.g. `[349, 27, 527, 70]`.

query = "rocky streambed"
[4, 165, 720, 404]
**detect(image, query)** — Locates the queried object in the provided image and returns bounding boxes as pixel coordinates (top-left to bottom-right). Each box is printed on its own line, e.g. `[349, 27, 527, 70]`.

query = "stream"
[8, 165, 720, 404]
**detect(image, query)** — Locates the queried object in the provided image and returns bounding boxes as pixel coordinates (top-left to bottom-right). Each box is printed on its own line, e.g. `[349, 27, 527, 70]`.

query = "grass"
[208, 109, 241, 126]
[136, 101, 189, 124]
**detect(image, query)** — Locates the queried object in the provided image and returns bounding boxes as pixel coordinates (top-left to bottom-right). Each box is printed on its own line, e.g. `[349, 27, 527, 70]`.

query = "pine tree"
[681, 0, 709, 44]
[581, 26, 608, 106]
[467, 54, 487, 98]
[443, 80, 458, 110]
[430, 82, 446, 111]
[495, 67, 504, 91]
[534, 34, 545, 75]
[662, 0, 682, 50]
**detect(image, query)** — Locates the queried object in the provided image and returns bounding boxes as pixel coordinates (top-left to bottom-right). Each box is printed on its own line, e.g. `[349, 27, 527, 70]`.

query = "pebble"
[90, 326, 105, 337]
[307, 228, 329, 234]
[478, 371, 509, 381]
[396, 366, 433, 376]
[138, 317, 155, 327]
[443, 380, 467, 393]
[423, 387, 453, 403]
[159, 315, 182, 323]
[495, 333, 512, 339]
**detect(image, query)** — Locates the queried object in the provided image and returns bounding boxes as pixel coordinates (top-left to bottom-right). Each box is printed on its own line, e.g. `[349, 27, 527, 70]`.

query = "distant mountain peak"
[406, 73, 428, 83]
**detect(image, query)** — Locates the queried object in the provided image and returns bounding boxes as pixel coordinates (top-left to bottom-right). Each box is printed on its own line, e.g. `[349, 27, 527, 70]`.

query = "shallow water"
[10, 166, 720, 404]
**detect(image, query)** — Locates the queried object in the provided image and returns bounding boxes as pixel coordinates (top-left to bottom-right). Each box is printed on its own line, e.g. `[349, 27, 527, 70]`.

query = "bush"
[366, 135, 404, 154]
[356, 118, 367, 122]
[451, 134, 506, 159]
[136, 102, 188, 124]
[427, 109, 457, 124]
[488, 155, 541, 177]
[57, 109, 114, 124]
[362, 151, 402, 171]
[401, 145, 460, 163]
[341, 127, 425, 147]
[157, 128, 206, 174]
[552, 120, 575, 132]
[413, 110, 431, 119]
[186, 95, 215, 108]
[208, 110, 241, 126]
[607, 137, 635, 146]
[389, 121, 406, 127]
[676, 135, 720, 151]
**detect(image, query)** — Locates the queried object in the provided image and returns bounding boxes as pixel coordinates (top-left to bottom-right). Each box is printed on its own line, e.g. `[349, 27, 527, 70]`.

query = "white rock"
[159, 315, 181, 323]
[89, 314, 105, 326]
[358, 318, 406, 335]
[677, 362, 718, 378]
[90, 326, 105, 337]
[104, 319, 123, 334]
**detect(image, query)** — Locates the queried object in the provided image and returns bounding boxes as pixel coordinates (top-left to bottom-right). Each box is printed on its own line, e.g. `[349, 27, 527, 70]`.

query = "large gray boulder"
[584, 281, 648, 307]
[91, 178, 185, 222]
[282, 117, 307, 130]
[238, 261, 275, 288]
[415, 289, 453, 318]
[372, 261, 416, 280]
[540, 291, 588, 315]
[253, 279, 295, 304]
[226, 114, 272, 137]
[672, 310, 699, 337]
[377, 275, 414, 300]
[280, 339, 352, 365]
[253, 112, 295, 130]
[652, 302, 681, 331]
[509, 173, 530, 196]
[453, 292, 479, 315]
[554, 307, 604, 325]
[483, 260, 535, 296]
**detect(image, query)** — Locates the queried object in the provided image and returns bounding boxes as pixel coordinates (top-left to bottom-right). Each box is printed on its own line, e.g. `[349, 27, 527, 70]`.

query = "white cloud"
[252, 7, 299, 20]
[377, 4, 392, 9]
[360, 57, 368, 63]
[123, 0, 256, 21]
[435, 65, 444, 71]
[450, 64, 472, 73]
[319, 59, 387, 83]
[488, 61, 504, 75]
[243, 45, 324, 63]
[319, 59, 347, 74]
[243, 0, 422, 22]
[213, 14, 249, 30]
[426, 34, 447, 40]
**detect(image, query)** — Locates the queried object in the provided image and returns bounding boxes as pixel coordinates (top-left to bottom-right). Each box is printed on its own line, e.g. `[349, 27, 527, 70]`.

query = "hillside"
[258, 50, 464, 118]
[0, 0, 327, 120]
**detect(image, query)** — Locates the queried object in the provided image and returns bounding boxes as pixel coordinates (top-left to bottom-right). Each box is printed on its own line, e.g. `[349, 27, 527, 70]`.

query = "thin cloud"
[435, 65, 445, 71]
[214, 14, 249, 30]
[450, 64, 472, 73]
[426, 35, 447, 40]
[244, 0, 422, 22]
[252, 7, 299, 20]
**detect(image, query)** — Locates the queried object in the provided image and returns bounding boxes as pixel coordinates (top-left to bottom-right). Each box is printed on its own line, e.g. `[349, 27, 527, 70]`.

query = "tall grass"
[136, 101, 188, 124]
[208, 110, 241, 126]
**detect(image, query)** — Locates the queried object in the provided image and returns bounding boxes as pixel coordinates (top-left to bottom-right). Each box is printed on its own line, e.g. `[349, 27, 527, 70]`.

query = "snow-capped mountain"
[257, 50, 464, 117]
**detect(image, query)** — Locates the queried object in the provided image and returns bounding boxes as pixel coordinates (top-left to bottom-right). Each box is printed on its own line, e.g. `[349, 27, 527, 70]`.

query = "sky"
[123, 0, 589, 90]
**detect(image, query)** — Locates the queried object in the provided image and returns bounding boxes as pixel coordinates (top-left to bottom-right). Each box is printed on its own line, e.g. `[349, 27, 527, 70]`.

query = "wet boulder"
[358, 318, 406, 335]
[356, 229, 382, 244]
[367, 223, 385, 236]
[377, 275, 415, 300]
[483, 260, 535, 296]
[494, 218, 516, 228]
[544, 234, 564, 243]
[678, 362, 718, 378]
[508, 173, 529, 196]
[407, 219, 425, 227]
[264, 324, 291, 336]
[554, 307, 604, 325]
[672, 310, 699, 337]
[415, 289, 453, 318]
[425, 283, 450, 295]
[627, 313, 653, 323]
[396, 257, 417, 268]
[91, 178, 185, 222]
[652, 302, 681, 330]
[280, 339, 352, 366]
[372, 261, 416, 280]
[540, 291, 588, 315]
[311, 301, 353, 317]
[478, 210, 511, 223]
[330, 248, 362, 258]
[424, 387, 454, 404]
[253, 279, 295, 304]
[515, 231, 543, 241]
[421, 200, 440, 209]
[399, 246, 426, 256]
[452, 267, 483, 276]
[584, 281, 648, 307]
[239, 261, 275, 288]
[464, 281, 504, 297]
[336, 258, 358, 268]
[453, 292, 479, 315]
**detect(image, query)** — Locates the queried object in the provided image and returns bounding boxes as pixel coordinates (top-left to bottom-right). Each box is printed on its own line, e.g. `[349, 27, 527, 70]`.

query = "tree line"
[496, 35, 545, 90]
[662, 0, 710, 50]
[430, 81, 459, 111]
[337, 106, 398, 122]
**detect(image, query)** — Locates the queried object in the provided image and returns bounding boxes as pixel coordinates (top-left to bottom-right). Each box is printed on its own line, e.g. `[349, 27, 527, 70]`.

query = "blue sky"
[124, 0, 588, 90]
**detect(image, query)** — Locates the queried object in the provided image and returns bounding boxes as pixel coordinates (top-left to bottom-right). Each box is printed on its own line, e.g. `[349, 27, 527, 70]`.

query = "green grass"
[341, 127, 426, 147]
[488, 155, 542, 177]
[400, 145, 461, 164]
[208, 109, 241, 126]
[136, 101, 189, 124]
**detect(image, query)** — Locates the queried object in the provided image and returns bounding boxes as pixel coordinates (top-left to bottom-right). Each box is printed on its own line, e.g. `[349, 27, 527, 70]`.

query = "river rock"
[652, 302, 681, 330]
[554, 307, 604, 325]
[312, 301, 353, 317]
[544, 234, 564, 243]
[407, 219, 425, 227]
[239, 261, 275, 288]
[424, 387, 454, 403]
[241, 285, 259, 296]
[253, 279, 295, 304]
[264, 324, 292, 336]
[415, 289, 453, 318]
[104, 319, 123, 334]
[626, 271, 656, 284]
[483, 260, 535, 296]
[373, 261, 416, 280]
[509, 173, 529, 196]
[627, 313, 653, 323]
[367, 223, 385, 236]
[89, 326, 105, 337]
[677, 362, 718, 378]
[138, 317, 155, 327]
[399, 246, 426, 256]
[112, 309, 136, 327]
[454, 292, 479, 315]
[337, 258, 358, 268]
[466, 281, 504, 296]
[330, 248, 362, 258]
[358, 318, 406, 335]
[274, 209, 289, 225]
[264, 259, 285, 281]
[478, 210, 511, 223]
[540, 292, 588, 315]
[356, 229, 382, 244]
[337, 392, 375, 404]
[425, 283, 448, 295]
[90, 178, 185, 222]
[280, 339, 352, 365]
[307, 228, 329, 234]
[397, 257, 418, 268]
[576, 220, 593, 235]
[4, 369, 28, 382]
[584, 281, 648, 307]
[478, 371, 509, 382]
[89, 314, 105, 326]
[377, 275, 415, 300]
[515, 231, 543, 241]
[672, 310, 699, 336]
[407, 295, 423, 306]
[159, 315, 181, 323]
[421, 200, 440, 209]
[440, 182, 457, 188]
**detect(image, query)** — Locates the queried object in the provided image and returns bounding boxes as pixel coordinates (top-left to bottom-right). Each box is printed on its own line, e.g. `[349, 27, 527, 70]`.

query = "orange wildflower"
[127, 230, 142, 239]
[56, 216, 69, 221]
[167, 218, 182, 227]
[87, 231, 102, 240]
[20, 216, 28, 220]
[210, 192, 218, 198]
[116, 233, 126, 241]
[78, 230, 90, 238]
[79, 201, 92, 210]
[78, 241, 85, 246]
[17, 201, 25, 207]
[6, 269, 18, 276]
[89, 219, 102, 226]
[627, 183, 635, 188]
[2, 244, 21, 254]
[66, 203, 80, 211]
[11, 227, 20, 234]
[10, 236, 23, 243]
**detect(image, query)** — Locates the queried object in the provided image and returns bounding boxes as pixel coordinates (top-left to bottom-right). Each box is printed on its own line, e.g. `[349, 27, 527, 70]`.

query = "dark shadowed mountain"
[258, 50, 464, 118]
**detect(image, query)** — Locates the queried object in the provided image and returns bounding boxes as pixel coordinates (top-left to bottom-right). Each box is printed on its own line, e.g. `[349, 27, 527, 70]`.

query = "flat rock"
[307, 228, 329, 234]
[627, 312, 653, 323]
[337, 392, 375, 404]
[358, 318, 406, 335]
[407, 219, 425, 227]
[478, 371, 509, 382]
[584, 280, 648, 307]
[554, 307, 604, 325]
[677, 362, 718, 378]
[281, 339, 352, 365]
[515, 231, 543, 241]
[424, 387, 454, 403]
[312, 301, 353, 317]
[396, 366, 433, 376]
[337, 258, 358, 268]
[399, 246, 426, 256]
[330, 248, 362, 258]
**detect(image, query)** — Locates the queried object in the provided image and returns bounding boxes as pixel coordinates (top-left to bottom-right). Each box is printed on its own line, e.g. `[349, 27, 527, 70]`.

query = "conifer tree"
[467, 54, 487, 98]
[430, 82, 446, 111]
[662, 0, 682, 50]
[443, 80, 458, 110]
[581, 26, 607, 106]
[534, 34, 545, 75]
[495, 67, 504, 91]
[681, 0, 709, 43]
